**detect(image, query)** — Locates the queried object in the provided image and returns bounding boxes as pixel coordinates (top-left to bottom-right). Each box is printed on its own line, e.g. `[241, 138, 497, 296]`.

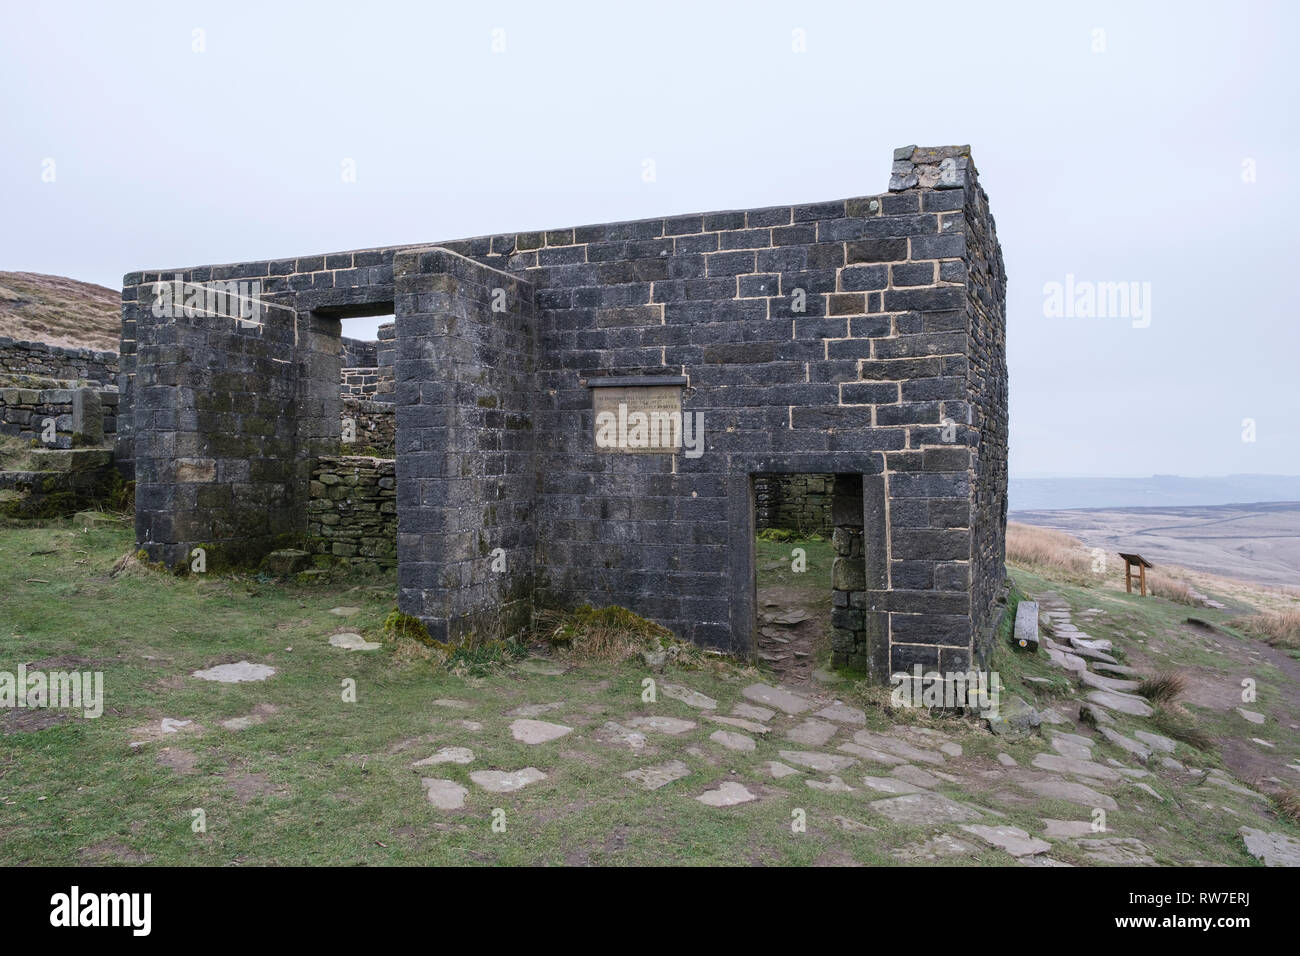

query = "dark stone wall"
[307, 455, 397, 570]
[394, 249, 536, 644]
[375, 322, 395, 403]
[0, 336, 118, 386]
[129, 292, 305, 569]
[118, 144, 1007, 677]
[340, 336, 376, 368]
[958, 152, 1009, 664]
[341, 366, 391, 399]
[755, 473, 833, 534]
[1, 385, 118, 447]
[340, 395, 395, 450]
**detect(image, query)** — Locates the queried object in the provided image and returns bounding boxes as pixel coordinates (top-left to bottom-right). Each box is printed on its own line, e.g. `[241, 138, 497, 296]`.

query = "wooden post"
[1119, 553, 1152, 598]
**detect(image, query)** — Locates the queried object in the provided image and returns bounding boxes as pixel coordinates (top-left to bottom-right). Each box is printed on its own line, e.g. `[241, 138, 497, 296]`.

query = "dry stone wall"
[754, 473, 833, 535]
[0, 337, 118, 386]
[306, 455, 397, 569]
[0, 385, 118, 448]
[340, 395, 395, 450]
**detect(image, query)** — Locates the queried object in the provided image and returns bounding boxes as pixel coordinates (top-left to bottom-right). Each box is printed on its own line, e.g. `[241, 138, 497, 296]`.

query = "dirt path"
[755, 583, 828, 685]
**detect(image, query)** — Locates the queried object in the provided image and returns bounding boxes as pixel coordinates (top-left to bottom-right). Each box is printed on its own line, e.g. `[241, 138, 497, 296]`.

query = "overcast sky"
[2, 0, 1296, 478]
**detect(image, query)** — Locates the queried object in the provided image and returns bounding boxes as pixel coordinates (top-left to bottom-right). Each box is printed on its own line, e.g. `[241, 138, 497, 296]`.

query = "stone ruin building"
[106, 144, 1007, 682]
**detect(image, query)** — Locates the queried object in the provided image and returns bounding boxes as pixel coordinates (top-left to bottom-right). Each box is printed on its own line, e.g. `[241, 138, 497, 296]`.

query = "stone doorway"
[752, 473, 864, 684]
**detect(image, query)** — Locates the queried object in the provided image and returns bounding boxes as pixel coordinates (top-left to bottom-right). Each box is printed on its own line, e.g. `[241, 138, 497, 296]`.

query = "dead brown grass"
[1147, 570, 1197, 605]
[1274, 790, 1300, 826]
[0, 271, 119, 351]
[1005, 522, 1097, 578]
[1235, 610, 1300, 650]
[536, 604, 673, 663]
[1151, 706, 1215, 752]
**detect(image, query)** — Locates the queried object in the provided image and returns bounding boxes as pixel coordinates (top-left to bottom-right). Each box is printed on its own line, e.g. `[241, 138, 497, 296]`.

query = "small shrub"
[1138, 671, 1187, 704]
[756, 528, 796, 543]
[108, 474, 135, 513]
[446, 639, 527, 676]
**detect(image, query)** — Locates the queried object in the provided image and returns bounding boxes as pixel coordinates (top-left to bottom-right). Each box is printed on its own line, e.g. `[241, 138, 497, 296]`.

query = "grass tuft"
[536, 604, 673, 663]
[1138, 671, 1188, 704]
[1151, 706, 1215, 752]
[1274, 790, 1300, 826]
[1147, 571, 1197, 605]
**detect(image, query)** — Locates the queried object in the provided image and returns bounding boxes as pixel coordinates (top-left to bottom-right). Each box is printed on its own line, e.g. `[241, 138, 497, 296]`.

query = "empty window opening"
[339, 314, 395, 405]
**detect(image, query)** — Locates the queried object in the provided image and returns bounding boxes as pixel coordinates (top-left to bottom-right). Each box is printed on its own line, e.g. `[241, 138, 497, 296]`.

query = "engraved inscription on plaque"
[592, 385, 684, 454]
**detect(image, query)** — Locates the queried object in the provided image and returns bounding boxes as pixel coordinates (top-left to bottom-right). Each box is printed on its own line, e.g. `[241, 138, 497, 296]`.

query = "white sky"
[2, 0, 1296, 477]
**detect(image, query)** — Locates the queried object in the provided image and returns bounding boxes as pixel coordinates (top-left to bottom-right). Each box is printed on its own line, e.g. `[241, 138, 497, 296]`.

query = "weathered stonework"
[0, 449, 116, 518]
[340, 395, 395, 450]
[307, 455, 397, 569]
[755, 473, 833, 535]
[0, 384, 118, 448]
[118, 144, 1008, 680]
[0, 337, 118, 386]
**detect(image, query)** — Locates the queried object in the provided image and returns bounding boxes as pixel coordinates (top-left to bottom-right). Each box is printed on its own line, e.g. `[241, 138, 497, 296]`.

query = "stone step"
[27, 448, 113, 473]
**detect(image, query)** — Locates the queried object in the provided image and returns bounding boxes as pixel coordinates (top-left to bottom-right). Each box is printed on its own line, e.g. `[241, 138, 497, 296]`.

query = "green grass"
[0, 521, 1294, 867]
[754, 533, 834, 594]
[0, 521, 954, 865]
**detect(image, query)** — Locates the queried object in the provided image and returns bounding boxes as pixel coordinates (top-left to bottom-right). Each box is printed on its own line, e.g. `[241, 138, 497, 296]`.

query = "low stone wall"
[306, 455, 397, 569]
[0, 337, 118, 386]
[340, 335, 377, 369]
[0, 385, 118, 448]
[340, 396, 395, 450]
[755, 474, 834, 535]
[0, 449, 116, 518]
[340, 366, 390, 395]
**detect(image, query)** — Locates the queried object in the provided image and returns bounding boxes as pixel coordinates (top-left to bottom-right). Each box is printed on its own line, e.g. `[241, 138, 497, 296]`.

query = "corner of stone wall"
[892, 145, 1008, 651]
[394, 247, 537, 645]
[881, 144, 1004, 678]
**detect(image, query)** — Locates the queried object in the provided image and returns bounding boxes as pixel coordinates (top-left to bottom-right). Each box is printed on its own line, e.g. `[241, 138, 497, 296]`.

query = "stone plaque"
[592, 385, 684, 454]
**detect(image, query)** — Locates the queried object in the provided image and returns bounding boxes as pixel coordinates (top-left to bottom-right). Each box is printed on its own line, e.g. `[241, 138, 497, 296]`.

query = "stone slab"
[192, 661, 275, 683]
[422, 778, 468, 809]
[961, 824, 1051, 857]
[742, 682, 813, 715]
[510, 719, 574, 744]
[779, 750, 857, 773]
[868, 792, 982, 824]
[696, 781, 757, 806]
[623, 760, 691, 791]
[470, 767, 546, 793]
